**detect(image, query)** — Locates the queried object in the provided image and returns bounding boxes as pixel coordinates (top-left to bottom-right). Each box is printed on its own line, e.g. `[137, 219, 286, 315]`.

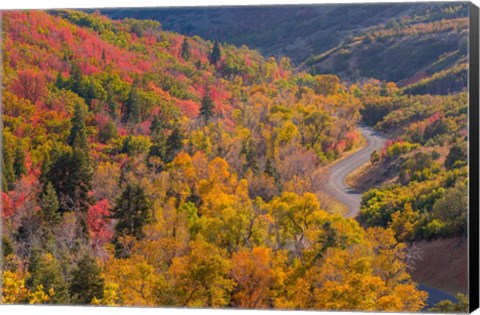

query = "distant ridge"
[100, 2, 468, 91]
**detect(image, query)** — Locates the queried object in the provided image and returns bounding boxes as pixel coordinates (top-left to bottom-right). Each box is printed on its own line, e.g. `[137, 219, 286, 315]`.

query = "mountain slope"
[100, 2, 469, 88]
[2, 10, 429, 310]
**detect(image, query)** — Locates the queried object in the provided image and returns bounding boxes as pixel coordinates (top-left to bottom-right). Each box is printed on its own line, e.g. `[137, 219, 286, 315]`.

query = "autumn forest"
[0, 4, 470, 312]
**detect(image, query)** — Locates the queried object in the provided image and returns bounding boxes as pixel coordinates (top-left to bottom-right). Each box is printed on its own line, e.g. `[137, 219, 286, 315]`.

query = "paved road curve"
[323, 124, 387, 218]
[321, 124, 457, 308]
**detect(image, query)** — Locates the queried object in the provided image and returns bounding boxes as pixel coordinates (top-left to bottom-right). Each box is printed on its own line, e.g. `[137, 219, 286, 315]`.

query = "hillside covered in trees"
[101, 2, 468, 92]
[358, 86, 468, 241]
[0, 7, 469, 312]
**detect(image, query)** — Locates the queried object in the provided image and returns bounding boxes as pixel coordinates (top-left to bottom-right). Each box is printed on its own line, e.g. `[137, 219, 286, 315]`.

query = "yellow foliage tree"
[230, 247, 274, 308]
[168, 239, 234, 307]
[1, 270, 53, 304]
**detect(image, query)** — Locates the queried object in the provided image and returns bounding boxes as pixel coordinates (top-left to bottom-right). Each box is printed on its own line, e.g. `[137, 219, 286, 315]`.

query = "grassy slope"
[411, 237, 468, 295]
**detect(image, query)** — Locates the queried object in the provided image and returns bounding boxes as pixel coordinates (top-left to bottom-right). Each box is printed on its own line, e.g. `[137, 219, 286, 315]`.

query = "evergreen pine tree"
[150, 115, 163, 141]
[108, 99, 118, 120]
[54, 71, 66, 90]
[68, 102, 88, 150]
[98, 120, 118, 143]
[200, 92, 215, 124]
[242, 138, 258, 172]
[181, 37, 191, 61]
[69, 63, 84, 96]
[39, 151, 51, 186]
[13, 145, 27, 178]
[47, 150, 72, 212]
[265, 157, 280, 184]
[2, 140, 15, 191]
[165, 122, 183, 163]
[209, 40, 221, 65]
[70, 138, 94, 212]
[29, 253, 69, 304]
[49, 101, 94, 213]
[123, 80, 141, 124]
[101, 48, 107, 62]
[111, 184, 152, 241]
[148, 115, 167, 161]
[48, 138, 93, 213]
[69, 254, 105, 304]
[40, 181, 61, 226]
[445, 143, 467, 169]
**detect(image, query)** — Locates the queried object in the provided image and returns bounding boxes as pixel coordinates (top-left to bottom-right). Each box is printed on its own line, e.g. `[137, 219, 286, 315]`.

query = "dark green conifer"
[68, 102, 88, 150]
[112, 184, 152, 239]
[40, 181, 61, 226]
[98, 120, 118, 143]
[54, 71, 66, 90]
[48, 140, 93, 213]
[148, 115, 167, 161]
[165, 122, 183, 163]
[123, 80, 141, 124]
[200, 92, 215, 124]
[2, 139, 15, 191]
[69, 254, 105, 304]
[265, 157, 280, 184]
[69, 63, 84, 96]
[242, 138, 258, 172]
[29, 253, 69, 304]
[181, 37, 191, 61]
[39, 151, 51, 186]
[13, 145, 27, 178]
[150, 115, 164, 141]
[209, 40, 221, 65]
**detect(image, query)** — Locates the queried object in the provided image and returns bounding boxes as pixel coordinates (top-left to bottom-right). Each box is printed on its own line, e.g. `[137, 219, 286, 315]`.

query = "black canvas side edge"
[469, 2, 480, 313]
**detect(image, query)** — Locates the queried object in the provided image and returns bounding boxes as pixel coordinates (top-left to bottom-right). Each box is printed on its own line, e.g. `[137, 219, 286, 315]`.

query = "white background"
[0, 0, 479, 314]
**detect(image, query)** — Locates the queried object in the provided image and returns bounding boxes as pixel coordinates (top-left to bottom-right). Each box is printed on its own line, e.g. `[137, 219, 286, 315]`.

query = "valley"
[0, 6, 470, 312]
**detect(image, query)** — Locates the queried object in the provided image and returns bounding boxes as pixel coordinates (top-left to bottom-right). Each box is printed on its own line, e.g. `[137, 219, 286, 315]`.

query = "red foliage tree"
[87, 199, 113, 247]
[1, 192, 14, 219]
[11, 69, 48, 104]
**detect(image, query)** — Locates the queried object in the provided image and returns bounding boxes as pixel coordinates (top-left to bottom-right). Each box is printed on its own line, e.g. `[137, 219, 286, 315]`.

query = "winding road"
[323, 124, 387, 217]
[320, 124, 457, 308]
